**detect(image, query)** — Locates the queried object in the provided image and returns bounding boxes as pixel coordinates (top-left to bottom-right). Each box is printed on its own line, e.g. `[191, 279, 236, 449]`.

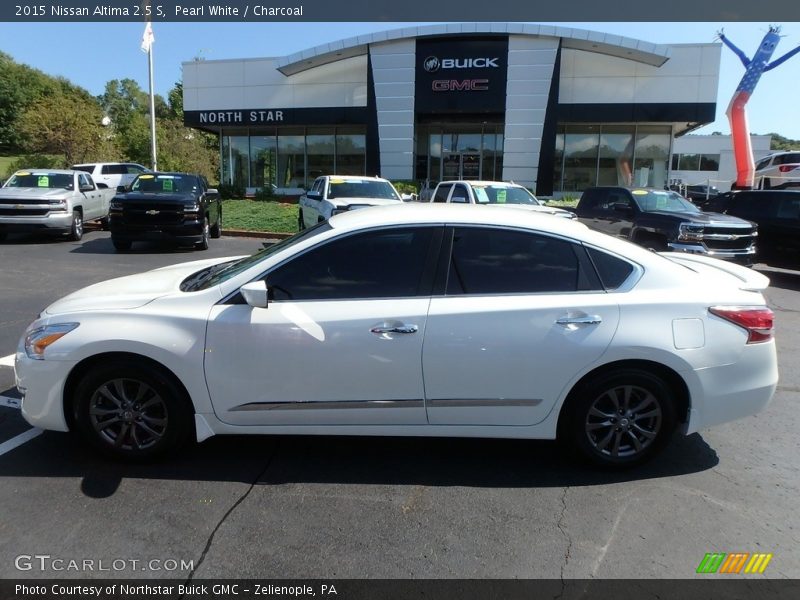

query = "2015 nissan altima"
[14, 204, 778, 467]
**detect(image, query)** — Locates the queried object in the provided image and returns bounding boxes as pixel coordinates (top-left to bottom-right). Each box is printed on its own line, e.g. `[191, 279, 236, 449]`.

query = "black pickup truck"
[108, 172, 222, 251]
[573, 186, 757, 264]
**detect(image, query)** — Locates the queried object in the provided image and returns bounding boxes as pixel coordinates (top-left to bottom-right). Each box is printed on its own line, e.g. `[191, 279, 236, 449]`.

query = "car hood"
[0, 187, 70, 200]
[647, 210, 753, 227]
[331, 197, 403, 208]
[44, 256, 234, 314]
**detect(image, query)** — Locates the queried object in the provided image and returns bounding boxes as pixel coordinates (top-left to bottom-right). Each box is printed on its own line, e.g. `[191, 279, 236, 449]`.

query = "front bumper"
[0, 211, 73, 232]
[15, 351, 75, 432]
[667, 242, 757, 265]
[109, 216, 204, 243]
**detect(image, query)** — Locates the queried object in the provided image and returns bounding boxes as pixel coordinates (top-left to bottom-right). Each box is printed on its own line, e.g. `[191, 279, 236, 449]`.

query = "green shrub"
[253, 186, 276, 201]
[392, 180, 419, 195]
[216, 183, 246, 200]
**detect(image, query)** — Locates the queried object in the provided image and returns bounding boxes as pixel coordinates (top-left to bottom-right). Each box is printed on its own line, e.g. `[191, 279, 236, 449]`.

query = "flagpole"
[147, 30, 157, 171]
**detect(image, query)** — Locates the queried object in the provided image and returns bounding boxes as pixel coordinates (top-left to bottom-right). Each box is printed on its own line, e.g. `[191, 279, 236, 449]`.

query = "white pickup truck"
[0, 169, 116, 242]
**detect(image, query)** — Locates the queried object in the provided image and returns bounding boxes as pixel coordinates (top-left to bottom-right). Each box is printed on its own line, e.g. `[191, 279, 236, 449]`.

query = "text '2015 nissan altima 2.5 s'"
[14, 204, 778, 467]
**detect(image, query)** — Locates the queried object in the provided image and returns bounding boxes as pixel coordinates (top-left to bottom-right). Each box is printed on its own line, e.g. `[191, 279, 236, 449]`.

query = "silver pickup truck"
[0, 169, 116, 242]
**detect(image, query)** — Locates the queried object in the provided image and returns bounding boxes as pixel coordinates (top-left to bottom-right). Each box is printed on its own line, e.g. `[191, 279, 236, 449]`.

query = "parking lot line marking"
[0, 428, 42, 457]
[0, 396, 21, 409]
[0, 354, 14, 368]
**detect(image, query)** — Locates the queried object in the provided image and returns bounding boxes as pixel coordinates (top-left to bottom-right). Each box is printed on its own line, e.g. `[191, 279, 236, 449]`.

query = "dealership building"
[182, 23, 722, 195]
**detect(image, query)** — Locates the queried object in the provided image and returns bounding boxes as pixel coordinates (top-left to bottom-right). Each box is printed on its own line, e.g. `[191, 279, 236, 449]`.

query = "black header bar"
[2, 0, 800, 22]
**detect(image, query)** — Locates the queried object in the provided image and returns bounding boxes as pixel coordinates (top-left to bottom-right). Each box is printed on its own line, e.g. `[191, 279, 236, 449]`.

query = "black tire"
[111, 237, 132, 251]
[71, 360, 193, 460]
[196, 217, 210, 250]
[210, 208, 222, 238]
[559, 369, 677, 468]
[763, 178, 772, 190]
[68, 210, 83, 241]
[298, 210, 306, 230]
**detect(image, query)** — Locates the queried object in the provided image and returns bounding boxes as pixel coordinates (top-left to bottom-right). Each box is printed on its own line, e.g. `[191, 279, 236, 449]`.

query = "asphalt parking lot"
[0, 228, 798, 581]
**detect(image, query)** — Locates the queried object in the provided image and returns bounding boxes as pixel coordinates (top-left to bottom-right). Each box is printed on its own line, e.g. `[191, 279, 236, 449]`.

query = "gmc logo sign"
[432, 79, 490, 91]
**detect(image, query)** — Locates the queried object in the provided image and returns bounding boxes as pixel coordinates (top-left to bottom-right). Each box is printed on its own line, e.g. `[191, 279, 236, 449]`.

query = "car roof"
[324, 175, 390, 182]
[328, 203, 663, 262]
[13, 169, 77, 175]
[439, 180, 526, 187]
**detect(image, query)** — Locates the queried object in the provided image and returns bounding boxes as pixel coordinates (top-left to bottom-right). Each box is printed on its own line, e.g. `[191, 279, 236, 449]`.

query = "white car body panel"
[14, 204, 778, 452]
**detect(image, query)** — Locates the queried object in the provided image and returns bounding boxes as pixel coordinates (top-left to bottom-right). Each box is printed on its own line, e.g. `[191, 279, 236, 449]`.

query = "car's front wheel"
[560, 369, 677, 468]
[196, 217, 210, 250]
[68, 210, 83, 241]
[111, 236, 131, 251]
[72, 361, 193, 460]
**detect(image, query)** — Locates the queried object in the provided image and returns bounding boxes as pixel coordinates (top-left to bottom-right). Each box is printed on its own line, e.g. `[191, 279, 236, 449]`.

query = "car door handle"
[556, 315, 602, 327]
[370, 323, 419, 335]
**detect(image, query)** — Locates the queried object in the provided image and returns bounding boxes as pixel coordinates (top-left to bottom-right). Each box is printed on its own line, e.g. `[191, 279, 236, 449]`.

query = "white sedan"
[15, 205, 778, 467]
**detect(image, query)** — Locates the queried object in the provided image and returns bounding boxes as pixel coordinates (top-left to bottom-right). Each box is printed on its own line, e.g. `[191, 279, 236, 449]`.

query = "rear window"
[587, 247, 635, 290]
[775, 153, 800, 165]
[102, 164, 127, 175]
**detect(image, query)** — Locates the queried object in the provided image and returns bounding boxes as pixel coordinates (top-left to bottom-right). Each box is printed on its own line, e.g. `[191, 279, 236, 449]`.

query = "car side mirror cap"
[116, 185, 127, 193]
[241, 281, 269, 308]
[207, 188, 219, 196]
[306, 191, 322, 201]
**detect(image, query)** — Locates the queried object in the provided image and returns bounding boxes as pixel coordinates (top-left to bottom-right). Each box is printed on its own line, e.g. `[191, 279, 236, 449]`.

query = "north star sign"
[198, 110, 285, 124]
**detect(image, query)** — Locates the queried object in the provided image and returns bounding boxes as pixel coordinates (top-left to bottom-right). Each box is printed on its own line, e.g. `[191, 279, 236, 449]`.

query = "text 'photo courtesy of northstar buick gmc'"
[14, 205, 778, 468]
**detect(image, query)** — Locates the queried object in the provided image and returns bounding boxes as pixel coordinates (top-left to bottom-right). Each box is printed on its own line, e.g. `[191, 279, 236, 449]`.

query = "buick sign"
[423, 56, 441, 72]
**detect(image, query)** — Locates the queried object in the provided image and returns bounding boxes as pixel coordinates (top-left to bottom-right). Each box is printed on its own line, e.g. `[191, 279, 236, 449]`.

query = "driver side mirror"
[80, 184, 94, 192]
[241, 281, 268, 308]
[306, 191, 322, 201]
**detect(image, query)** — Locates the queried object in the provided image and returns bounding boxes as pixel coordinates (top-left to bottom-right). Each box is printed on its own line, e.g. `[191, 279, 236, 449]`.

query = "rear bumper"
[685, 340, 778, 434]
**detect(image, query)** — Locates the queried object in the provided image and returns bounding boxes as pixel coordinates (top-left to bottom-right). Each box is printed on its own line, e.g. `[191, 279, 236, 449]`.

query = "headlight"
[184, 202, 201, 213]
[24, 323, 79, 360]
[48, 200, 68, 212]
[678, 223, 705, 241]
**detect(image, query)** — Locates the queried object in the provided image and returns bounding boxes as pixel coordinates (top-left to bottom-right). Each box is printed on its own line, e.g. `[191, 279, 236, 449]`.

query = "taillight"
[709, 306, 774, 344]
[778, 165, 798, 172]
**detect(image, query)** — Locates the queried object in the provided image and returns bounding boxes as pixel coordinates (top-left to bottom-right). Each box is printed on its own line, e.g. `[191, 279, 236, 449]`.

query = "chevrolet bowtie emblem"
[146, 209, 160, 215]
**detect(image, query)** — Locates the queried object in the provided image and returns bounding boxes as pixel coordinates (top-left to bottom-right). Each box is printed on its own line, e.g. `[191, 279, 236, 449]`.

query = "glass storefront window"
[562, 125, 600, 192]
[278, 130, 306, 188]
[597, 125, 635, 186]
[553, 126, 565, 191]
[633, 125, 671, 188]
[222, 135, 249, 188]
[250, 133, 277, 190]
[336, 130, 366, 176]
[306, 128, 335, 183]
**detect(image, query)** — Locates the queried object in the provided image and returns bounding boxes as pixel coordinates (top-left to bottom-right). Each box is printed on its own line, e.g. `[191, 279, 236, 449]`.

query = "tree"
[156, 119, 218, 181]
[767, 133, 800, 151]
[17, 91, 119, 165]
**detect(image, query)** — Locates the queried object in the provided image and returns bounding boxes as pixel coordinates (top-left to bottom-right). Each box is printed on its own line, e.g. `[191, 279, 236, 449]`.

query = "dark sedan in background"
[109, 172, 222, 251]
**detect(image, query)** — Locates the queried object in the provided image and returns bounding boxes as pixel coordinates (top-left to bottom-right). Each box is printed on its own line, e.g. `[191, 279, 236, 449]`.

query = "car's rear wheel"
[111, 236, 131, 251]
[196, 217, 210, 250]
[560, 369, 676, 468]
[68, 210, 83, 241]
[72, 361, 193, 460]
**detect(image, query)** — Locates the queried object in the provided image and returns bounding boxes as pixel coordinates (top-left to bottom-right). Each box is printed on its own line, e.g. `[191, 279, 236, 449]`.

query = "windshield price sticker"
[162, 179, 174, 191]
[37, 176, 49, 187]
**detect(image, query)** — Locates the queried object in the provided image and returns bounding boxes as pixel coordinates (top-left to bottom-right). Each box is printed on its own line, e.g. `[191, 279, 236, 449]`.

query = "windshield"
[5, 172, 73, 189]
[633, 190, 700, 214]
[471, 185, 540, 205]
[327, 179, 400, 200]
[183, 222, 333, 292]
[131, 174, 195, 194]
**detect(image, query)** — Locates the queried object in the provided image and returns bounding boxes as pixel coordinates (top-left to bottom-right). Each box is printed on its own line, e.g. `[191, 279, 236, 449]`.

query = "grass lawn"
[222, 199, 298, 234]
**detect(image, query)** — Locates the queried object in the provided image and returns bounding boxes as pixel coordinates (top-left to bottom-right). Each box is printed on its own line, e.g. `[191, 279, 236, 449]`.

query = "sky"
[1, 21, 800, 138]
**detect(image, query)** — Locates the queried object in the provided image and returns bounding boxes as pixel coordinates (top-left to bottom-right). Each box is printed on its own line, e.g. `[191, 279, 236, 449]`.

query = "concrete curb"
[222, 229, 294, 240]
